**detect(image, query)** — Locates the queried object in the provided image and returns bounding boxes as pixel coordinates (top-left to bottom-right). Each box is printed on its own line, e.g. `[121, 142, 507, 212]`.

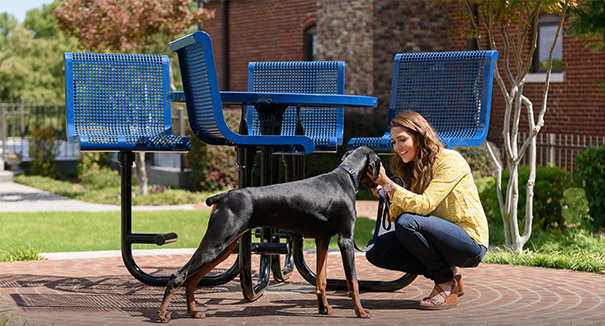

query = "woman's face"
[391, 126, 418, 163]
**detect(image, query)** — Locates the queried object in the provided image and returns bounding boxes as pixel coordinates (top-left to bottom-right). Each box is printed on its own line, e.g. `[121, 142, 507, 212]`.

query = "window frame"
[304, 25, 317, 61]
[532, 14, 563, 74]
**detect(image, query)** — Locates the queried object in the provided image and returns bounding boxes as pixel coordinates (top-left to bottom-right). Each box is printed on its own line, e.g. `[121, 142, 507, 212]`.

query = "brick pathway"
[1, 252, 604, 325]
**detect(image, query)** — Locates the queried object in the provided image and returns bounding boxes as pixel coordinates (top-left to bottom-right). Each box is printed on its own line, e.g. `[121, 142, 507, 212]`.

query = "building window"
[305, 25, 317, 61]
[533, 14, 563, 73]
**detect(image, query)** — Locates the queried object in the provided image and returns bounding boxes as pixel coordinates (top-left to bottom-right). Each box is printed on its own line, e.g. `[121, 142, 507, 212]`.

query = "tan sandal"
[455, 274, 464, 297]
[418, 280, 458, 310]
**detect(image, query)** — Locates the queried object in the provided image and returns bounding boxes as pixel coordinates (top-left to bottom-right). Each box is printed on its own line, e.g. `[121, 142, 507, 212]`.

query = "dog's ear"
[369, 153, 381, 181]
[341, 149, 353, 162]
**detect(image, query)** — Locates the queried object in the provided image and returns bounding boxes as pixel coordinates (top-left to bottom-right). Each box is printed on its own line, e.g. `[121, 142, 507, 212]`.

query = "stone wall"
[316, 0, 375, 98]
[317, 0, 449, 119]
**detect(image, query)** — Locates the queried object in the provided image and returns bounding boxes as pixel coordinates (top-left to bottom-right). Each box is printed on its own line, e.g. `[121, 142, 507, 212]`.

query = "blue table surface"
[167, 91, 377, 107]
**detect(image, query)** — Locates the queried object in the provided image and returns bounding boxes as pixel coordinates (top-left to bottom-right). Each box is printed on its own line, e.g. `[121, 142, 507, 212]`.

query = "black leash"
[354, 176, 404, 253]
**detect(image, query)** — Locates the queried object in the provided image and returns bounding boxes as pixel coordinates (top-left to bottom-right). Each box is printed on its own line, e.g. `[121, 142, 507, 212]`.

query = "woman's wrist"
[383, 179, 394, 193]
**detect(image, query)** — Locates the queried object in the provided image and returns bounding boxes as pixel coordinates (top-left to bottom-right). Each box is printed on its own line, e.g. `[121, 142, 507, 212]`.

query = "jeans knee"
[395, 213, 419, 234]
[365, 249, 380, 266]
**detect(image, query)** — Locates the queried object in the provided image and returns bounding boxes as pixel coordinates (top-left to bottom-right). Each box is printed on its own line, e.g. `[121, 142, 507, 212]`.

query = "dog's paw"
[157, 310, 171, 323]
[355, 308, 371, 318]
[319, 305, 333, 315]
[188, 310, 206, 319]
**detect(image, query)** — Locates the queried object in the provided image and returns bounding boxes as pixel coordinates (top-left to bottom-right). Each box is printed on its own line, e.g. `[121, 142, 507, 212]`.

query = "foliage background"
[0, 3, 77, 102]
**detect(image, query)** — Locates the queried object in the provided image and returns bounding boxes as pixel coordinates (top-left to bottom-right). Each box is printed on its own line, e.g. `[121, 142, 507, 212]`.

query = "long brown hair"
[389, 111, 443, 194]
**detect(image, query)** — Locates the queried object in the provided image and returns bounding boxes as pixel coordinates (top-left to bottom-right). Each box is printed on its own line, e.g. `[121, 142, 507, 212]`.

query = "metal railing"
[0, 99, 79, 161]
[497, 132, 605, 174]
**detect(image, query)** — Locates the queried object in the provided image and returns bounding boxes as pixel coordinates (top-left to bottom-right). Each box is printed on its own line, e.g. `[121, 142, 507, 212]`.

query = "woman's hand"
[370, 184, 383, 198]
[366, 162, 390, 198]
[366, 162, 389, 187]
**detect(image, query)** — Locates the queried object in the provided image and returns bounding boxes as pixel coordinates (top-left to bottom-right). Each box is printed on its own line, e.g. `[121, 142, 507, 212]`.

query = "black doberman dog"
[158, 146, 380, 322]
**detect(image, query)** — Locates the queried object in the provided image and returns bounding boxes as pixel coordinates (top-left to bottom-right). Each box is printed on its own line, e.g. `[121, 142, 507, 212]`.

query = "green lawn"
[0, 210, 376, 258]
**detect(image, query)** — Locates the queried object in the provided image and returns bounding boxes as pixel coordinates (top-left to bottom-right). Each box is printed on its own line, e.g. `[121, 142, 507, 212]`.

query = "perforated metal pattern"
[182, 43, 225, 142]
[393, 52, 486, 143]
[348, 137, 385, 149]
[67, 53, 189, 151]
[347, 50, 496, 152]
[248, 61, 344, 152]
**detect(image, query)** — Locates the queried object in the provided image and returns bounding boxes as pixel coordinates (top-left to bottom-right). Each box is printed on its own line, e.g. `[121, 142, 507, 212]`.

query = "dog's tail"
[205, 191, 228, 207]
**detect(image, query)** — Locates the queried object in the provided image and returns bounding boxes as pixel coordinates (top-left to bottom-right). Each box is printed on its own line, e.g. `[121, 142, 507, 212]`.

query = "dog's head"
[340, 146, 381, 190]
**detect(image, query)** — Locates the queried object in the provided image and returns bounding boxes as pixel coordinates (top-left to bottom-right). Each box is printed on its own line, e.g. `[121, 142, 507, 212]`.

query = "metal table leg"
[237, 145, 274, 302]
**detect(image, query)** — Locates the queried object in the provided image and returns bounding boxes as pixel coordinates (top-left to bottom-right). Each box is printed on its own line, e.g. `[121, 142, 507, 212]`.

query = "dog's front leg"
[337, 237, 371, 318]
[315, 238, 333, 315]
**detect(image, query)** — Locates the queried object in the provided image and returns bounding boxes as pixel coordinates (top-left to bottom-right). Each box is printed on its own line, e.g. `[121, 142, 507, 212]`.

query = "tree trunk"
[135, 152, 148, 195]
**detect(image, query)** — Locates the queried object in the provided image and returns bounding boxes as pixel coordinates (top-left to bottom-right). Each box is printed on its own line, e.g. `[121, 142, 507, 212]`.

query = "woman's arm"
[371, 151, 469, 218]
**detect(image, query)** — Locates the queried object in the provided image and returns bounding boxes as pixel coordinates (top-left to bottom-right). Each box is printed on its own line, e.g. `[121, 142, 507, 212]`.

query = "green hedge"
[478, 164, 595, 233]
[574, 144, 605, 230]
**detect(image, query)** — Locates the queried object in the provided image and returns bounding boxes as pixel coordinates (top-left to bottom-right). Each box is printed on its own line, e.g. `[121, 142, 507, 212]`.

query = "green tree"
[0, 12, 17, 38]
[0, 4, 78, 102]
[441, 0, 578, 253]
[23, 3, 63, 39]
[567, 0, 605, 51]
[53, 0, 214, 195]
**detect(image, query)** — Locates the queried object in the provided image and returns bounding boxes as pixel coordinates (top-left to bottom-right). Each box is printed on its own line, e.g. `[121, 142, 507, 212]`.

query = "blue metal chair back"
[168, 31, 314, 154]
[348, 50, 498, 151]
[247, 61, 345, 152]
[64, 52, 190, 152]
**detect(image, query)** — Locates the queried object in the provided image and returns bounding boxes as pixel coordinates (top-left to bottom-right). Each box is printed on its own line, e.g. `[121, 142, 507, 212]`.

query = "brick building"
[201, 0, 605, 168]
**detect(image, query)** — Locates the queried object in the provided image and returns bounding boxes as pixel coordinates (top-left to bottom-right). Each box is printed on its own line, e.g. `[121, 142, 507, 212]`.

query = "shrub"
[78, 152, 111, 178]
[79, 167, 121, 189]
[187, 111, 239, 192]
[455, 142, 501, 177]
[574, 144, 605, 230]
[28, 127, 59, 178]
[76, 152, 120, 189]
[560, 187, 592, 230]
[480, 164, 572, 232]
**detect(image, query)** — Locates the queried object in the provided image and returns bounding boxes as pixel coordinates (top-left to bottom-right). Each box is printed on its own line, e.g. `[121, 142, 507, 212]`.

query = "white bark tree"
[442, 0, 577, 252]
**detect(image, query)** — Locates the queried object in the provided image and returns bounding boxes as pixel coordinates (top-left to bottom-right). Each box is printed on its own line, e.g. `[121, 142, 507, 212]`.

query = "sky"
[1, 0, 52, 22]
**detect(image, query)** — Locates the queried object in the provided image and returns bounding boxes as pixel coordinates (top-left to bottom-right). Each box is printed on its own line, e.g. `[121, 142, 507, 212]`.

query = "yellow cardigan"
[389, 148, 489, 249]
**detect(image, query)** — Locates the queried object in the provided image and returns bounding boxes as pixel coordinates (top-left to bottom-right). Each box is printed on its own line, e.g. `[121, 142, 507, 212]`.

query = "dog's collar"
[339, 165, 359, 192]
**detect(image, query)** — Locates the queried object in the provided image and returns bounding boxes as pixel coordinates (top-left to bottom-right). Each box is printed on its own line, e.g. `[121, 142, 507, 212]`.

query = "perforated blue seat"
[246, 61, 345, 153]
[347, 50, 498, 151]
[168, 31, 314, 154]
[64, 52, 190, 152]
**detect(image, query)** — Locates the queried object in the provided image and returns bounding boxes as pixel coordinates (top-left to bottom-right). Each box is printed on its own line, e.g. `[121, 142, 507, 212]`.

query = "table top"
[167, 91, 377, 108]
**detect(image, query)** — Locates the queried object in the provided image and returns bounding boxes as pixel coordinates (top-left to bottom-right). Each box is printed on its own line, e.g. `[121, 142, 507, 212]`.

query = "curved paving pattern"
[1, 253, 604, 325]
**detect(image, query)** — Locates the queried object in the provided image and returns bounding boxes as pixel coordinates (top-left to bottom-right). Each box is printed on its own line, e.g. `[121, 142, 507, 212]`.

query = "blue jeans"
[366, 213, 486, 284]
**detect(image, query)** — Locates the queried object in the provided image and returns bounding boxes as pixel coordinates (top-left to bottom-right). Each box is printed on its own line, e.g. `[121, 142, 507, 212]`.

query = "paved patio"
[1, 251, 604, 326]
